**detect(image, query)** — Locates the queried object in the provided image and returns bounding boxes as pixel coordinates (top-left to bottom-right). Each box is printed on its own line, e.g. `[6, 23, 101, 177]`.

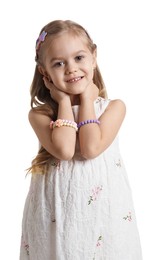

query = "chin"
[74, 87, 87, 95]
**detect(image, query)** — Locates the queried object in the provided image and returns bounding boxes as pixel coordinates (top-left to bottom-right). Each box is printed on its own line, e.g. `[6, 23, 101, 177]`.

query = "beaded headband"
[35, 30, 47, 52]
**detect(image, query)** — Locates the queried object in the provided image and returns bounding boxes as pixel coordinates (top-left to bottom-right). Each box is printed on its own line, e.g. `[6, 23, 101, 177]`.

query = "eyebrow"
[49, 50, 87, 63]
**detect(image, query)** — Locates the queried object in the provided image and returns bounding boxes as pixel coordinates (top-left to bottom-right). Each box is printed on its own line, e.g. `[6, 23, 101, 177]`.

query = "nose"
[65, 61, 77, 75]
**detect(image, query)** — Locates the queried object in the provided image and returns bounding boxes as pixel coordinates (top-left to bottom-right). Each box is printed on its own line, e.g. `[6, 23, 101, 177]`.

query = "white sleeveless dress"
[20, 97, 142, 260]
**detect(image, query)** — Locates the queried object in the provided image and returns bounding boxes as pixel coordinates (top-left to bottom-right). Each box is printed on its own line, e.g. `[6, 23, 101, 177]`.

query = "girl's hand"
[80, 81, 99, 102]
[43, 77, 70, 104]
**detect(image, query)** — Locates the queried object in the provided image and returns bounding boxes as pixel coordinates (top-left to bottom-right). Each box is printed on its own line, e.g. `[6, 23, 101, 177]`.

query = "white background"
[0, 0, 153, 259]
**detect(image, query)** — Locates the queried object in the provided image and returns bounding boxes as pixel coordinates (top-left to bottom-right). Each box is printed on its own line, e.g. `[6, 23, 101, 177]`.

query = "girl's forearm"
[78, 100, 102, 159]
[51, 98, 76, 160]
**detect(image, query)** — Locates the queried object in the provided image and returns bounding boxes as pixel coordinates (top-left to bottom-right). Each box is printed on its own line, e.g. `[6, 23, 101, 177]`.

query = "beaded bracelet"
[77, 119, 100, 129]
[50, 119, 78, 131]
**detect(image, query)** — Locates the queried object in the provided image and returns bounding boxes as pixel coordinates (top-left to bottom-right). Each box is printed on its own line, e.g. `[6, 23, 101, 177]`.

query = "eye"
[54, 61, 65, 67]
[75, 55, 84, 61]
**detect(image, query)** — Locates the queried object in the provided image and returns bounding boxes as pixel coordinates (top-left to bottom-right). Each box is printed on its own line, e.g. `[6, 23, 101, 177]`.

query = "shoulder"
[102, 98, 126, 123]
[28, 103, 53, 121]
[28, 108, 51, 128]
[107, 99, 126, 114]
[28, 108, 41, 122]
[109, 99, 126, 110]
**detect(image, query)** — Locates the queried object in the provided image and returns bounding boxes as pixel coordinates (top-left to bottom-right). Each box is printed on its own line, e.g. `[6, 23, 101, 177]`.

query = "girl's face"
[42, 32, 96, 96]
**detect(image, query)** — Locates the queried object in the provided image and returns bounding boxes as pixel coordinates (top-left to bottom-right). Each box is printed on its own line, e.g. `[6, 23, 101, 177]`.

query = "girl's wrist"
[80, 97, 94, 106]
[58, 96, 71, 106]
[80, 93, 98, 104]
[57, 97, 74, 121]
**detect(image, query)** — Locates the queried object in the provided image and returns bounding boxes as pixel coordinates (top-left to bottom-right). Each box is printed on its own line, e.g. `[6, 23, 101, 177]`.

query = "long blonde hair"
[29, 20, 107, 174]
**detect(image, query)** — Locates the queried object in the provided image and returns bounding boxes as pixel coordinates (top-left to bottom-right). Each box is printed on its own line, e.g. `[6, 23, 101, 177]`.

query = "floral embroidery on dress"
[21, 235, 29, 255]
[51, 160, 60, 168]
[88, 185, 103, 205]
[115, 159, 122, 168]
[95, 97, 102, 103]
[96, 235, 103, 247]
[93, 235, 103, 259]
[123, 211, 132, 221]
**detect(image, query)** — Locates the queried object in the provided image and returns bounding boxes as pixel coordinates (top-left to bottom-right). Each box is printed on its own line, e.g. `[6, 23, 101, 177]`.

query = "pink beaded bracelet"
[77, 119, 100, 129]
[50, 119, 78, 131]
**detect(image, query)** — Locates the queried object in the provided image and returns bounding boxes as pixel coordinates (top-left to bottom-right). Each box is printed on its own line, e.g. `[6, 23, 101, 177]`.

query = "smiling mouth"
[66, 76, 83, 83]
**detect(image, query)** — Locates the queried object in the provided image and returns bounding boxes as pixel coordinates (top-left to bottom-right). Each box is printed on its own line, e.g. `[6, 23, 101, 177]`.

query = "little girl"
[20, 20, 142, 259]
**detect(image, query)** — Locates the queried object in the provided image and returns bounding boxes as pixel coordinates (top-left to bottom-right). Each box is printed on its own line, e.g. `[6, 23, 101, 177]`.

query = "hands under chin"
[43, 77, 71, 104]
[80, 82, 99, 102]
[43, 77, 99, 105]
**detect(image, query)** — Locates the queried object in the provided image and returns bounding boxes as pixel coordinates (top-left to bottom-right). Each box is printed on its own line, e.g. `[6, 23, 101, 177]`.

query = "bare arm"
[78, 84, 126, 159]
[29, 80, 76, 161]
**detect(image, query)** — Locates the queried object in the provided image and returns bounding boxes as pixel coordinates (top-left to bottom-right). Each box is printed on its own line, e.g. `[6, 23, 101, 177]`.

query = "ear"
[38, 65, 51, 81]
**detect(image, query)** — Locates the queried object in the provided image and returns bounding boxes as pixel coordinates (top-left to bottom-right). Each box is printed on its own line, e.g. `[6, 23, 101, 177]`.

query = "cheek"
[49, 73, 63, 86]
[88, 64, 95, 77]
[86, 58, 95, 71]
[84, 62, 93, 73]
[46, 69, 57, 81]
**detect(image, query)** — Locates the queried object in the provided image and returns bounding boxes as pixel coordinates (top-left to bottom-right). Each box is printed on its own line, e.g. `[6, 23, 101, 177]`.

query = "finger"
[43, 77, 53, 90]
[43, 76, 48, 85]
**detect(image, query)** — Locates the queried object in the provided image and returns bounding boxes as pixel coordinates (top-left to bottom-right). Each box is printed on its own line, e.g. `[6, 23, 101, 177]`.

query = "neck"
[70, 95, 80, 106]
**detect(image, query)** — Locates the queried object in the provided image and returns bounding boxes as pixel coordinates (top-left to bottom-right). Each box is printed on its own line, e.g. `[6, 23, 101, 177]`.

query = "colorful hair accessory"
[36, 30, 47, 51]
[50, 119, 78, 131]
[77, 119, 100, 129]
